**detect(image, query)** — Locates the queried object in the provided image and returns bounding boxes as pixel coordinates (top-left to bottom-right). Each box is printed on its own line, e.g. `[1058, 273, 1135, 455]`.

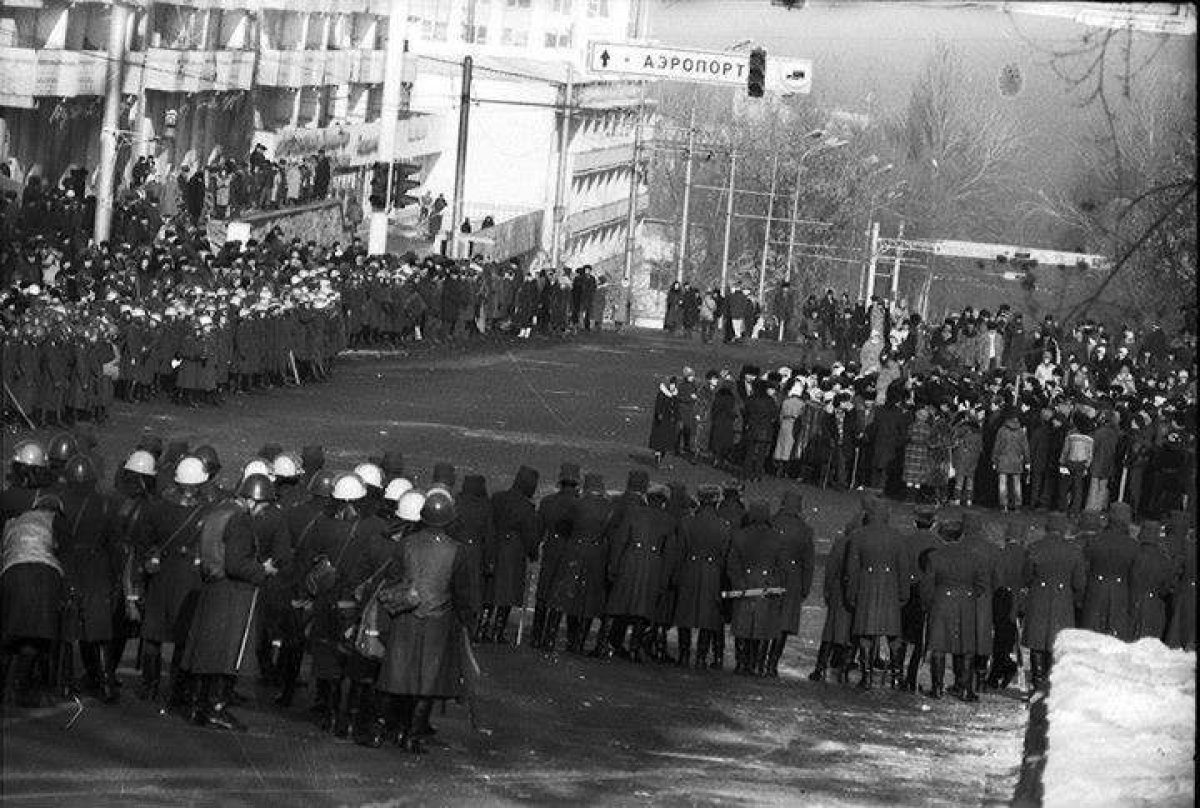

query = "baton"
[3, 381, 36, 430]
[721, 587, 786, 599]
[234, 588, 260, 672]
[851, 446, 861, 488]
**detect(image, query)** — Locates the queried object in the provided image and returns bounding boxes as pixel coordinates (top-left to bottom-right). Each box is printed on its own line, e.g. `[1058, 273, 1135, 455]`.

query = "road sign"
[587, 41, 812, 94]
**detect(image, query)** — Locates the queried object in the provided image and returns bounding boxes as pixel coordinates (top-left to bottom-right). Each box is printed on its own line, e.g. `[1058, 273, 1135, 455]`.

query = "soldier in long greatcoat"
[532, 464, 580, 651]
[770, 490, 814, 677]
[672, 485, 730, 670]
[486, 466, 540, 644]
[726, 500, 784, 677]
[810, 509, 864, 683]
[922, 511, 987, 701]
[843, 496, 910, 689]
[1128, 521, 1175, 641]
[604, 488, 671, 661]
[1022, 514, 1086, 691]
[1080, 503, 1137, 640]
[551, 473, 612, 654]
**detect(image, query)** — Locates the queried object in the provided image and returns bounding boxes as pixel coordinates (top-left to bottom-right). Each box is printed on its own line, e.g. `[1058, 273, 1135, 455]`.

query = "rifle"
[721, 587, 786, 599]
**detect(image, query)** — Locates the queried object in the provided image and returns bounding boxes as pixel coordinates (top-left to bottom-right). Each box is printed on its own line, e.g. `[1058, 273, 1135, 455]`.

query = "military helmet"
[353, 462, 384, 490]
[47, 433, 79, 464]
[123, 449, 157, 477]
[421, 489, 456, 527]
[307, 469, 338, 499]
[272, 453, 301, 479]
[384, 477, 414, 502]
[194, 445, 221, 475]
[174, 456, 209, 486]
[64, 454, 98, 486]
[243, 459, 274, 481]
[397, 490, 426, 522]
[12, 440, 48, 469]
[237, 473, 276, 502]
[332, 472, 368, 502]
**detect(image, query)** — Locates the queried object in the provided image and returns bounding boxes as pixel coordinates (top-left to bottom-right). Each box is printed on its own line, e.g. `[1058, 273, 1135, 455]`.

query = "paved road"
[2, 330, 1027, 806]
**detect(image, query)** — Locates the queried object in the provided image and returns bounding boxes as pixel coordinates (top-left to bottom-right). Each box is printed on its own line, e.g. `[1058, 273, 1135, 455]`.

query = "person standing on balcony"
[313, 149, 331, 200]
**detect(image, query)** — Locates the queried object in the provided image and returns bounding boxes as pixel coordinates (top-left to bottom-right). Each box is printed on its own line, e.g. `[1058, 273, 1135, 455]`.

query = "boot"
[590, 620, 614, 659]
[767, 636, 786, 678]
[927, 653, 945, 699]
[609, 619, 630, 659]
[710, 631, 725, 671]
[904, 642, 924, 692]
[858, 664, 874, 690]
[322, 680, 342, 733]
[337, 682, 363, 739]
[676, 629, 692, 668]
[474, 607, 493, 643]
[565, 616, 581, 653]
[204, 676, 248, 732]
[492, 607, 511, 645]
[857, 640, 874, 689]
[542, 610, 562, 652]
[809, 641, 831, 682]
[962, 658, 980, 702]
[733, 639, 749, 675]
[273, 645, 302, 707]
[11, 649, 40, 708]
[628, 622, 647, 664]
[401, 699, 432, 754]
[694, 630, 712, 670]
[95, 645, 118, 704]
[832, 645, 851, 684]
[754, 640, 770, 677]
[165, 664, 193, 715]
[530, 603, 547, 649]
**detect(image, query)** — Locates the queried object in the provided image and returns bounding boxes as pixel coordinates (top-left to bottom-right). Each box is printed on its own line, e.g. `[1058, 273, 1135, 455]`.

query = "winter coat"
[962, 532, 1000, 655]
[1080, 528, 1137, 640]
[551, 493, 614, 618]
[871, 405, 910, 469]
[1022, 534, 1086, 652]
[726, 521, 783, 640]
[487, 470, 540, 607]
[181, 509, 267, 676]
[922, 542, 987, 655]
[1128, 542, 1175, 640]
[903, 417, 935, 486]
[820, 529, 855, 645]
[605, 502, 670, 620]
[648, 389, 679, 454]
[535, 488, 579, 605]
[844, 521, 909, 637]
[1165, 539, 1196, 650]
[1089, 424, 1121, 479]
[57, 488, 120, 643]
[773, 396, 805, 462]
[377, 528, 475, 698]
[991, 422, 1029, 475]
[138, 490, 206, 644]
[672, 507, 731, 631]
[773, 505, 815, 634]
[708, 387, 738, 458]
[1, 507, 67, 643]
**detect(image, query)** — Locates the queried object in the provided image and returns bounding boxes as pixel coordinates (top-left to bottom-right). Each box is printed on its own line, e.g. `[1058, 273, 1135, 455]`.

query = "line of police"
[1, 431, 1194, 746]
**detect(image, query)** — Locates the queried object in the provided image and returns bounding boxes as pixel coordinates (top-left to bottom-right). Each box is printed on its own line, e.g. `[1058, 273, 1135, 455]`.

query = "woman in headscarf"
[648, 376, 680, 467]
[772, 378, 805, 476]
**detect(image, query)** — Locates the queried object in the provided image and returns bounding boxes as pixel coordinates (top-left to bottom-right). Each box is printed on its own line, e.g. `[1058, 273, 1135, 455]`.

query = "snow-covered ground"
[1043, 629, 1196, 807]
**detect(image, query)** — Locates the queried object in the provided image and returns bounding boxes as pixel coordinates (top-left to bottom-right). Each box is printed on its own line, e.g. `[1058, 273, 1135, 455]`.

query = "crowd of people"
[0, 431, 1194, 751]
[649, 296, 1196, 522]
[1, 181, 613, 426]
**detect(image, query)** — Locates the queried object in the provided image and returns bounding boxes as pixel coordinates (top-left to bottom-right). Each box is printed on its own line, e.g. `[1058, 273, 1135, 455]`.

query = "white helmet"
[272, 454, 301, 479]
[353, 462, 384, 490]
[396, 490, 426, 522]
[12, 440, 48, 468]
[243, 459, 274, 481]
[174, 456, 209, 485]
[332, 472, 368, 502]
[383, 477, 414, 502]
[123, 450, 157, 477]
[425, 483, 453, 501]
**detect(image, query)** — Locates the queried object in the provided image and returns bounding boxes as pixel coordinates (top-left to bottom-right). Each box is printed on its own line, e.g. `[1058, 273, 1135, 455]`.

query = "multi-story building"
[0, 0, 652, 279]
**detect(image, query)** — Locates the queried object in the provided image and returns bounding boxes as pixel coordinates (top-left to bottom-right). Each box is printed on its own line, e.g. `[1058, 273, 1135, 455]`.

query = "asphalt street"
[1, 329, 1027, 806]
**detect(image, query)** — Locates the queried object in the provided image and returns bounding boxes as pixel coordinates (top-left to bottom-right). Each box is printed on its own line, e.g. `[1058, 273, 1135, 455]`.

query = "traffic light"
[747, 48, 766, 98]
[392, 161, 422, 209]
[369, 162, 388, 210]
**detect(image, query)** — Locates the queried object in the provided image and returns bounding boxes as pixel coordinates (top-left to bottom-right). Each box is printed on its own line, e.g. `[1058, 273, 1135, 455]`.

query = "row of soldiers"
[814, 498, 1196, 701]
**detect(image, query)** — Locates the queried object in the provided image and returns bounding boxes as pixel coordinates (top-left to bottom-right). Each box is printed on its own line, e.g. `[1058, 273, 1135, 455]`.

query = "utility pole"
[674, 100, 696, 283]
[622, 90, 644, 329]
[864, 221, 880, 298]
[449, 56, 473, 259]
[368, 0, 410, 255]
[549, 62, 574, 267]
[757, 149, 778, 302]
[890, 220, 904, 299]
[719, 149, 737, 294]
[784, 160, 802, 284]
[94, 1, 131, 244]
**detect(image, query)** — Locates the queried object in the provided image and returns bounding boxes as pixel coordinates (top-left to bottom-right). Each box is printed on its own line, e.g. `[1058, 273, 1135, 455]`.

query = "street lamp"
[783, 135, 849, 282]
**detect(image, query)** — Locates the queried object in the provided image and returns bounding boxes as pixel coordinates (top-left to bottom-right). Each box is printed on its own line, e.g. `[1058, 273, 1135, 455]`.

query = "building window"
[409, 0, 451, 42]
[543, 29, 572, 48]
[553, 0, 573, 12]
[501, 27, 529, 47]
[587, 0, 609, 18]
[463, 24, 488, 44]
[506, 0, 532, 7]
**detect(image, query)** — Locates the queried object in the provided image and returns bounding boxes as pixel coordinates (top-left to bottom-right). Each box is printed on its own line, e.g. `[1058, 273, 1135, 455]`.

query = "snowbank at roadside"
[1042, 629, 1195, 807]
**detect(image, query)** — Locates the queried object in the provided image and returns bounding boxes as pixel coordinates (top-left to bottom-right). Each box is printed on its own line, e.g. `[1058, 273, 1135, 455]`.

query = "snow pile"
[1042, 629, 1195, 808]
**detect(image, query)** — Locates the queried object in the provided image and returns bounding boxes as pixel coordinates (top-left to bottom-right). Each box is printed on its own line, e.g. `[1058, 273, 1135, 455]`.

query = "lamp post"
[784, 134, 848, 283]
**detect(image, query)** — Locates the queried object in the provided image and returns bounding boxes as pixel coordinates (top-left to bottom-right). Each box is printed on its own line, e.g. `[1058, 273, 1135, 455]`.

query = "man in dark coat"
[810, 509, 864, 683]
[182, 474, 278, 731]
[769, 490, 814, 677]
[451, 474, 492, 641]
[869, 391, 910, 491]
[672, 485, 730, 669]
[1022, 513, 1085, 692]
[486, 466, 540, 644]
[57, 455, 121, 703]
[726, 500, 783, 676]
[1081, 503, 1137, 639]
[313, 149, 331, 199]
[896, 504, 943, 692]
[843, 496, 910, 689]
[532, 463, 580, 650]
[1128, 521, 1175, 641]
[740, 381, 778, 482]
[921, 510, 986, 700]
[554, 473, 613, 654]
[604, 485, 672, 662]
[962, 512, 1001, 694]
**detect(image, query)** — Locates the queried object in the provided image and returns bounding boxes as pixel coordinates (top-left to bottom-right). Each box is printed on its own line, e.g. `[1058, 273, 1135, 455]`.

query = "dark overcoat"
[923, 542, 987, 655]
[671, 507, 730, 631]
[550, 492, 613, 618]
[844, 522, 909, 637]
[1022, 534, 1086, 652]
[58, 488, 121, 642]
[1081, 528, 1137, 639]
[605, 503, 669, 620]
[773, 507, 815, 635]
[488, 470, 540, 607]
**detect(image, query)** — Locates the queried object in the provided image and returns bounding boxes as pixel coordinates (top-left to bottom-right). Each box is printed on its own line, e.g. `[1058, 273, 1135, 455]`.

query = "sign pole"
[368, 0, 410, 255]
[675, 98, 696, 283]
[622, 87, 645, 329]
[720, 149, 737, 295]
[94, 1, 130, 244]
[890, 220, 904, 299]
[757, 149, 779, 303]
[865, 221, 880, 299]
[449, 56, 473, 260]
[550, 62, 574, 268]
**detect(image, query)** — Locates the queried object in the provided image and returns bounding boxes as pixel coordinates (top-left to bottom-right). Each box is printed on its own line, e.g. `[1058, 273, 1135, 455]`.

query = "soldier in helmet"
[673, 484, 730, 669]
[46, 432, 79, 486]
[57, 454, 121, 703]
[533, 463, 581, 650]
[108, 449, 158, 690]
[193, 445, 229, 503]
[366, 489, 477, 753]
[138, 455, 209, 709]
[2, 440, 53, 529]
[181, 473, 279, 731]
[1, 493, 67, 706]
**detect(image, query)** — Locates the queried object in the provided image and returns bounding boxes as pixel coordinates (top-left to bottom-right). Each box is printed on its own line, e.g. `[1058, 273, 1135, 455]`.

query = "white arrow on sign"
[588, 41, 812, 94]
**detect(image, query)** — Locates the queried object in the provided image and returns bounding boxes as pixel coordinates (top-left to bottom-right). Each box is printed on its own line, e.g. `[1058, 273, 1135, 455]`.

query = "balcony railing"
[0, 48, 109, 107]
[135, 49, 256, 93]
[566, 192, 649, 237]
[572, 141, 635, 176]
